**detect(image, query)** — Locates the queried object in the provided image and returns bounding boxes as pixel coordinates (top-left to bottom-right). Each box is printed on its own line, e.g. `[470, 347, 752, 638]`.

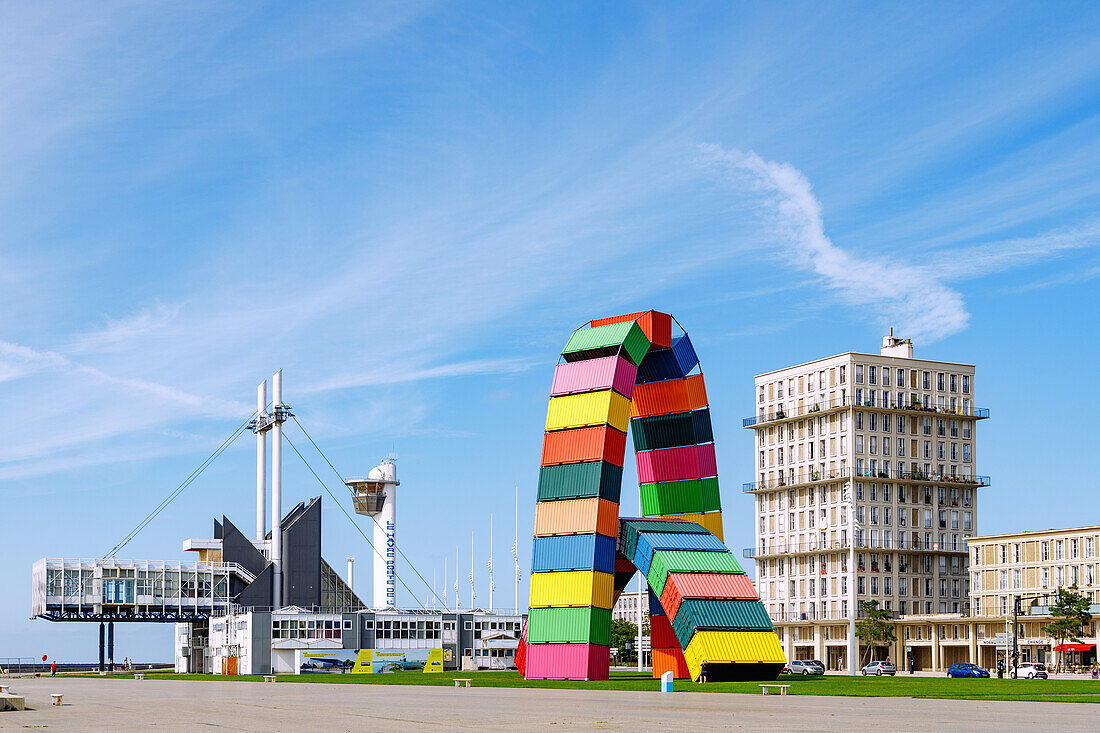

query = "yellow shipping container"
[529, 570, 615, 609]
[546, 390, 631, 433]
[656, 511, 724, 541]
[683, 630, 786, 681]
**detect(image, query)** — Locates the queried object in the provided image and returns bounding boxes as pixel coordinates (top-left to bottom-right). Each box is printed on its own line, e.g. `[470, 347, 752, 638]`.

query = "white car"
[1013, 662, 1048, 679]
[787, 659, 824, 675]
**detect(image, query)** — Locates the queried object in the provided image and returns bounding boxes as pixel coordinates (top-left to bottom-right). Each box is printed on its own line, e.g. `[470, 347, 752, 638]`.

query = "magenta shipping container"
[635, 443, 718, 483]
[523, 643, 611, 680]
[550, 355, 637, 399]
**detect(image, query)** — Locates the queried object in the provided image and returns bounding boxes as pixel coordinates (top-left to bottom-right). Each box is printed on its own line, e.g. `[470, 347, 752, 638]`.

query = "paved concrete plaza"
[1, 676, 1096, 731]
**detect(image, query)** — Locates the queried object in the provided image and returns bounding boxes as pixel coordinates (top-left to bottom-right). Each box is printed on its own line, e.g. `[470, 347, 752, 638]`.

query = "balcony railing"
[852, 470, 989, 486]
[745, 536, 969, 557]
[745, 396, 989, 428]
[743, 468, 850, 493]
[771, 608, 898, 623]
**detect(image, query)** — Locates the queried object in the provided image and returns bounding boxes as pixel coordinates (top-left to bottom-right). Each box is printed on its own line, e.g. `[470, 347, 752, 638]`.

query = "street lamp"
[1012, 592, 1053, 679]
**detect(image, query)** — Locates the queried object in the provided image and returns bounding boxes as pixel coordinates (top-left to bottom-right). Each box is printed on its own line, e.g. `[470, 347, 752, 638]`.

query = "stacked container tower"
[522, 311, 784, 682]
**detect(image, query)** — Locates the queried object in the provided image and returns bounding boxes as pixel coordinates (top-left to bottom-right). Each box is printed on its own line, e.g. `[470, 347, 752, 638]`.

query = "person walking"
[699, 660, 708, 684]
[50, 661, 56, 677]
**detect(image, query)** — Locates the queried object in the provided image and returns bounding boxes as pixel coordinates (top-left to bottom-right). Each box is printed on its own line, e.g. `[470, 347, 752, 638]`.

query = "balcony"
[771, 607, 898, 623]
[745, 536, 968, 557]
[745, 395, 989, 428]
[743, 468, 850, 493]
[852, 470, 990, 487]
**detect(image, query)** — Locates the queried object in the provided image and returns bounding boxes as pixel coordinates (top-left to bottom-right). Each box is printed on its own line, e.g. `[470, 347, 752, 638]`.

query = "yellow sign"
[352, 649, 373, 674]
[425, 648, 444, 673]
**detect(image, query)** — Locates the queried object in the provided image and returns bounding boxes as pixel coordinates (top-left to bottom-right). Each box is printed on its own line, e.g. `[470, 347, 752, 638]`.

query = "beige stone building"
[746, 332, 989, 672]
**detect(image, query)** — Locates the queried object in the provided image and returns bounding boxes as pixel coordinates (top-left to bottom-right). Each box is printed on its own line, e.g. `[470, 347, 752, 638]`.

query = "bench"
[0, 693, 26, 712]
[51, 693, 63, 706]
[134, 673, 144, 680]
[453, 678, 473, 688]
[0, 684, 9, 693]
[759, 684, 791, 696]
[263, 675, 277, 683]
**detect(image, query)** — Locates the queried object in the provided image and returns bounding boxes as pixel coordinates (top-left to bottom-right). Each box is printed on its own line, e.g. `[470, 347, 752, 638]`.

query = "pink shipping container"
[550, 356, 637, 399]
[660, 572, 759, 619]
[635, 444, 718, 483]
[524, 643, 611, 681]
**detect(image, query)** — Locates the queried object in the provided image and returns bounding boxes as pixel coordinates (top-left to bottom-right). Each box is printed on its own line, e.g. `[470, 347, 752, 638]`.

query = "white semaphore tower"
[346, 459, 399, 609]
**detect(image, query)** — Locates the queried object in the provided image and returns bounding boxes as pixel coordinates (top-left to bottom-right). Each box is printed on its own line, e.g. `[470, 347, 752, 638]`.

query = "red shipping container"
[652, 647, 691, 679]
[650, 613, 679, 649]
[515, 623, 528, 676]
[590, 310, 672, 349]
[551, 355, 638, 398]
[524, 643, 610, 681]
[635, 444, 718, 483]
[660, 572, 759, 620]
[541, 426, 627, 467]
[615, 553, 637, 574]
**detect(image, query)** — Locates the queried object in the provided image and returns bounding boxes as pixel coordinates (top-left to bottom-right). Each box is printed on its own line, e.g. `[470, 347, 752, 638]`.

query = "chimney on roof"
[881, 329, 913, 358]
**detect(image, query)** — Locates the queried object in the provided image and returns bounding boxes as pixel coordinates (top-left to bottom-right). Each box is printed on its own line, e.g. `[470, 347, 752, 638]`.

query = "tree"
[611, 618, 638, 664]
[1043, 585, 1091, 672]
[855, 600, 896, 666]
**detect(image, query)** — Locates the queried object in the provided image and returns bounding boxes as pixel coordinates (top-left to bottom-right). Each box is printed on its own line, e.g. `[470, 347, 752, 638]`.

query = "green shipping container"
[537, 462, 623, 503]
[630, 409, 714, 452]
[562, 321, 651, 367]
[526, 606, 612, 646]
[639, 478, 721, 516]
[647, 550, 744, 596]
[671, 599, 774, 649]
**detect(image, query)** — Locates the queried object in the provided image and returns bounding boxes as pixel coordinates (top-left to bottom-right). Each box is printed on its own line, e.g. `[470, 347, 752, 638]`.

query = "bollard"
[660, 670, 673, 693]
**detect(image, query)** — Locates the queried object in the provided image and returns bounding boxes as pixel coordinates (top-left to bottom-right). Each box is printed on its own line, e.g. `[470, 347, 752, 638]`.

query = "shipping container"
[670, 334, 699, 376]
[590, 310, 672, 349]
[635, 348, 684, 384]
[529, 570, 615, 609]
[515, 621, 527, 676]
[523, 643, 611, 681]
[617, 517, 710, 565]
[526, 606, 612, 645]
[685, 373, 707, 409]
[652, 646, 691, 679]
[639, 478, 721, 516]
[630, 409, 713, 452]
[614, 553, 637, 575]
[660, 572, 758, 618]
[646, 549, 744, 596]
[648, 587, 664, 617]
[541, 426, 627, 467]
[561, 321, 650, 366]
[671, 600, 774, 648]
[532, 533, 617, 574]
[650, 612, 678, 648]
[546, 390, 631, 433]
[636, 443, 717, 484]
[537, 462, 623, 503]
[550, 355, 637, 398]
[533, 497, 619, 537]
[682, 630, 786, 682]
[632, 532, 728, 577]
[630, 374, 708, 418]
[650, 511, 724, 541]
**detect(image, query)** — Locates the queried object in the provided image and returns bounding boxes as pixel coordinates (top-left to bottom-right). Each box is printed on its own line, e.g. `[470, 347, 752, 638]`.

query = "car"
[1012, 662, 1048, 679]
[787, 660, 825, 675]
[946, 662, 990, 678]
[861, 660, 896, 676]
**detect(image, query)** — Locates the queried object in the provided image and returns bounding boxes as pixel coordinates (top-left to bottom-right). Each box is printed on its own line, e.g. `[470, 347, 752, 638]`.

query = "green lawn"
[74, 670, 1100, 703]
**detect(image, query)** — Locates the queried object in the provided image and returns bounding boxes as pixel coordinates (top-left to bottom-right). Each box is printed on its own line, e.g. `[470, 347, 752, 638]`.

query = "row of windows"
[975, 564, 1098, 591]
[974, 537, 1098, 566]
[759, 367, 846, 403]
[760, 484, 974, 511]
[760, 552, 964, 577]
[854, 365, 970, 394]
[762, 574, 967, 600]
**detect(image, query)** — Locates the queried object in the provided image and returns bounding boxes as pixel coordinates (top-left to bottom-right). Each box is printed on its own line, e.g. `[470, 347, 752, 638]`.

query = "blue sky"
[2, 2, 1099, 661]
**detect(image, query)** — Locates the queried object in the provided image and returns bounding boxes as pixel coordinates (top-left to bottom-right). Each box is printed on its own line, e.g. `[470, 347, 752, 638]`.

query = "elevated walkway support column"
[108, 622, 114, 668]
[99, 622, 105, 672]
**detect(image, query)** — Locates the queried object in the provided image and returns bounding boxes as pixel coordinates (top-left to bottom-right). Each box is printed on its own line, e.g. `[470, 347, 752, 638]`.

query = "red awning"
[1052, 643, 1095, 652]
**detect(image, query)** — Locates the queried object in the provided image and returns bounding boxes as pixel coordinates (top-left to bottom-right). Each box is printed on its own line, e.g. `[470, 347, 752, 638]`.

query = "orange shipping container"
[630, 374, 708, 419]
[590, 310, 672, 349]
[534, 497, 619, 538]
[685, 374, 708, 410]
[652, 647, 691, 679]
[541, 426, 627, 467]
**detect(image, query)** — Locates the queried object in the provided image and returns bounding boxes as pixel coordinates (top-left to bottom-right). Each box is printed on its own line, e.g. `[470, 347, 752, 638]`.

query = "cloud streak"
[701, 144, 969, 343]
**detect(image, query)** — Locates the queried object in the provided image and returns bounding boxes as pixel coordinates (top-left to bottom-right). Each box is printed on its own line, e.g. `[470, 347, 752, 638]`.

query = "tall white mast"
[454, 545, 460, 611]
[271, 369, 284, 608]
[432, 568, 437, 611]
[487, 514, 495, 613]
[513, 486, 520, 613]
[443, 556, 448, 611]
[256, 380, 267, 541]
[469, 531, 476, 609]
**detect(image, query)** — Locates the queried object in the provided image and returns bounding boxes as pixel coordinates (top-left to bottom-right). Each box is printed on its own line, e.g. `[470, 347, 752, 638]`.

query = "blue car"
[947, 662, 990, 678]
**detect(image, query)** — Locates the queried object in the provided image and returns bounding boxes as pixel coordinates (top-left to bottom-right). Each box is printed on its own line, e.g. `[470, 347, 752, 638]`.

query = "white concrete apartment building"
[745, 332, 989, 673]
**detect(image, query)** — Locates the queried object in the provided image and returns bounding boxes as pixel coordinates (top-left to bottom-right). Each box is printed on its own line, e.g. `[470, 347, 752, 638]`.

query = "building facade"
[746, 332, 989, 672]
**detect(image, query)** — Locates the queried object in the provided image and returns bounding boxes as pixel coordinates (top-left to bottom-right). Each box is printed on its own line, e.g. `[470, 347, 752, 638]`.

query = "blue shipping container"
[532, 533, 617, 574]
[671, 334, 699, 376]
[632, 531, 728, 576]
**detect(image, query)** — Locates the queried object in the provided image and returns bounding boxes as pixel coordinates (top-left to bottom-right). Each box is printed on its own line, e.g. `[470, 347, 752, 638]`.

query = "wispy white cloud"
[701, 144, 970, 343]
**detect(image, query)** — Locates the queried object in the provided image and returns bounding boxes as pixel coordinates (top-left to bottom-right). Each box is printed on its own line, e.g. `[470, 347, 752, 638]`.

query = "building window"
[855, 365, 864, 384]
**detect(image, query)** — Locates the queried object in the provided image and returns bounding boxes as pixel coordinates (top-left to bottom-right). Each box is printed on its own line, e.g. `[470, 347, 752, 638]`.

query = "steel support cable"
[290, 416, 445, 609]
[282, 432, 428, 610]
[103, 413, 257, 559]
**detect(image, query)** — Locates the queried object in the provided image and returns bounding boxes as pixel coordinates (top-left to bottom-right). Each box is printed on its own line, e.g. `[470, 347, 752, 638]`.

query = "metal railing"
[851, 470, 989, 486]
[744, 469, 988, 492]
[743, 469, 850, 492]
[745, 536, 970, 557]
[745, 396, 989, 427]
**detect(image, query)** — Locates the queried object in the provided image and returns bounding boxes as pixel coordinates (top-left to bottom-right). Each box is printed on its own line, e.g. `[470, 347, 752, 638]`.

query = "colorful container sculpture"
[524, 311, 783, 682]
